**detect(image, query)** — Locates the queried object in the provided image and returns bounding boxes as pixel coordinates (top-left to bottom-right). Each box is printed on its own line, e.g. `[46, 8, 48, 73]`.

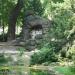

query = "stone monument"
[21, 10, 51, 50]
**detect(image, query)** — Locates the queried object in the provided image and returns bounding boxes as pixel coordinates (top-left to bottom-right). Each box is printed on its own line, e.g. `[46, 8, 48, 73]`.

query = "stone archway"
[30, 25, 43, 40]
[21, 12, 51, 50]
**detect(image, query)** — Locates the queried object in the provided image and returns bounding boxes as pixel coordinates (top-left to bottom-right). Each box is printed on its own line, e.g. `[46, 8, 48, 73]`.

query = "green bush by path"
[30, 48, 58, 65]
[0, 54, 8, 65]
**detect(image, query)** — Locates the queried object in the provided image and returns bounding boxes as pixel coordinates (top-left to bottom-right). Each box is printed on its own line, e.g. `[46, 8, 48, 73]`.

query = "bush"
[17, 47, 25, 56]
[0, 54, 8, 65]
[30, 48, 58, 65]
[69, 65, 75, 73]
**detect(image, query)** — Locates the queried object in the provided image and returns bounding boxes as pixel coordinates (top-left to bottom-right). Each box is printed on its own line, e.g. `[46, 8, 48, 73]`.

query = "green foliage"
[31, 47, 58, 65]
[0, 0, 17, 27]
[30, 69, 50, 75]
[17, 47, 25, 56]
[22, 0, 45, 17]
[69, 65, 75, 74]
[43, 0, 75, 56]
[55, 66, 75, 75]
[29, 0, 44, 16]
[0, 54, 8, 65]
[0, 34, 7, 42]
[52, 0, 64, 3]
[52, 9, 73, 39]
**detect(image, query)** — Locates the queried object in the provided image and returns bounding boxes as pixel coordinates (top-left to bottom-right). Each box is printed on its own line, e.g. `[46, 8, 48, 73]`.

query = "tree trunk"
[2, 22, 5, 41]
[8, 0, 23, 41]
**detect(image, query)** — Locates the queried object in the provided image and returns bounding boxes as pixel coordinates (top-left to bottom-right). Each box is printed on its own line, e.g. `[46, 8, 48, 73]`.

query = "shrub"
[30, 48, 58, 65]
[17, 47, 25, 56]
[69, 65, 75, 73]
[0, 54, 8, 65]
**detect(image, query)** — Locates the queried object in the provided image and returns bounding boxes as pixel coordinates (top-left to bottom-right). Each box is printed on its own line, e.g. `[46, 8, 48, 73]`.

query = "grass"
[30, 69, 51, 75]
[0, 66, 26, 71]
[0, 65, 75, 75]
[54, 66, 75, 75]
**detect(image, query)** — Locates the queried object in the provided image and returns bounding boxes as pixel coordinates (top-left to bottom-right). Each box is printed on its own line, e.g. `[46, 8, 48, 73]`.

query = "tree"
[8, 0, 24, 41]
[0, 0, 13, 41]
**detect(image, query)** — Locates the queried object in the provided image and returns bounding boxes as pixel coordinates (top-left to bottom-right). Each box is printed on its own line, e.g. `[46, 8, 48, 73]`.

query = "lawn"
[54, 66, 75, 75]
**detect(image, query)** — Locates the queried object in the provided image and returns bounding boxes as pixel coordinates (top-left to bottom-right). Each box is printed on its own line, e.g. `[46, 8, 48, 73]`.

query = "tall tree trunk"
[8, 0, 23, 41]
[2, 22, 5, 41]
